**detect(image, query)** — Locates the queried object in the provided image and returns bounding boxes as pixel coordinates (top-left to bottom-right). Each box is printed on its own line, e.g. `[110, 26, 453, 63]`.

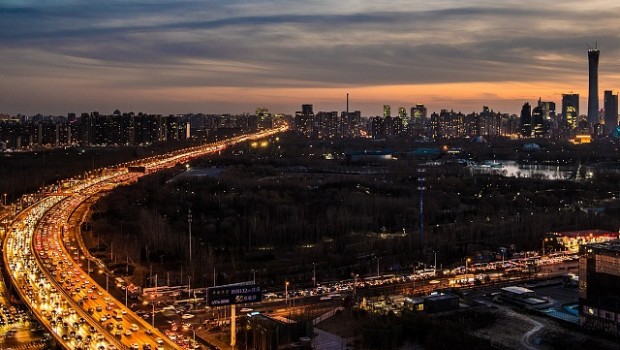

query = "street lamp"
[465, 257, 471, 275]
[285, 281, 289, 305]
[188, 209, 192, 263]
[351, 273, 358, 299]
[312, 263, 316, 288]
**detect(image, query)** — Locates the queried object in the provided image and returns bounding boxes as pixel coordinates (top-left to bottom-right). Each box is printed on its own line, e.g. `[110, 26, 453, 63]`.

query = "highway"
[2, 126, 287, 350]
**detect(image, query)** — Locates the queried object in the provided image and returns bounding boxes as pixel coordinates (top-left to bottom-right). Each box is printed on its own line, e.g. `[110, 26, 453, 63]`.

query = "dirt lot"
[317, 300, 620, 350]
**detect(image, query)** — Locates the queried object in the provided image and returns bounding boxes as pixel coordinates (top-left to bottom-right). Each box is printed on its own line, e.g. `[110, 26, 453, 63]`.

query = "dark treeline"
[90, 133, 620, 288]
[0, 140, 200, 203]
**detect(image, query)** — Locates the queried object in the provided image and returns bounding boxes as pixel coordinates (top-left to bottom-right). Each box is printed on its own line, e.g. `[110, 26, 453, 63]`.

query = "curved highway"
[3, 127, 287, 350]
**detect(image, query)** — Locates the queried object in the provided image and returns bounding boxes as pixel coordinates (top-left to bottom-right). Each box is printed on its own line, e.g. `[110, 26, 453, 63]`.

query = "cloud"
[2, 0, 620, 114]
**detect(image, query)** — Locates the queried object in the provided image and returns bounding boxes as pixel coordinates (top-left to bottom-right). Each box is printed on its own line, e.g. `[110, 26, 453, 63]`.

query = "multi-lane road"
[2, 127, 287, 349]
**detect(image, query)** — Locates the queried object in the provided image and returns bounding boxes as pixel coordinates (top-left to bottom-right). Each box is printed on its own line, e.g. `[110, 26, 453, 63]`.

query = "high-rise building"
[588, 47, 600, 125]
[520, 102, 532, 137]
[383, 105, 391, 118]
[562, 93, 579, 129]
[579, 240, 620, 337]
[532, 106, 546, 137]
[604, 90, 618, 132]
[537, 98, 556, 120]
[255, 107, 272, 130]
[295, 104, 314, 137]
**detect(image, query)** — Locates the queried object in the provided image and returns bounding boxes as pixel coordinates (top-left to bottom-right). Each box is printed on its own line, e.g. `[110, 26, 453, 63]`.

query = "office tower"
[520, 102, 532, 137]
[588, 46, 600, 125]
[532, 105, 546, 137]
[562, 93, 579, 129]
[383, 105, 391, 118]
[398, 107, 407, 118]
[537, 98, 556, 120]
[579, 241, 620, 337]
[604, 90, 618, 131]
[255, 107, 271, 130]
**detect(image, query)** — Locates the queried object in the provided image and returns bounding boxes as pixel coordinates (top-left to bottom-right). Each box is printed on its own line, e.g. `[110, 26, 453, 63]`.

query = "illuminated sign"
[208, 282, 261, 306]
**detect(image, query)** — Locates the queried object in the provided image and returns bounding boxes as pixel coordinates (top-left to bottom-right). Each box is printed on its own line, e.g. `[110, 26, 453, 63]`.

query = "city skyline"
[2, 1, 620, 116]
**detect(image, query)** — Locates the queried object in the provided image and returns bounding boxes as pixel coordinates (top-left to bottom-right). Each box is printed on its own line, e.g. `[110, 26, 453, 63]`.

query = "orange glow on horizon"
[146, 80, 588, 114]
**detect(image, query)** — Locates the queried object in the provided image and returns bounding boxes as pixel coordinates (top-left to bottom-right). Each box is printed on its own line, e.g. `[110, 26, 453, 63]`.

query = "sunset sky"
[2, 0, 620, 116]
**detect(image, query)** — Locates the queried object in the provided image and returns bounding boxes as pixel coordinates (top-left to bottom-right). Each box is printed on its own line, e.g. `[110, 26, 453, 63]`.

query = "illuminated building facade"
[294, 104, 314, 137]
[383, 105, 391, 118]
[520, 102, 532, 137]
[579, 240, 620, 337]
[548, 230, 619, 253]
[562, 93, 580, 129]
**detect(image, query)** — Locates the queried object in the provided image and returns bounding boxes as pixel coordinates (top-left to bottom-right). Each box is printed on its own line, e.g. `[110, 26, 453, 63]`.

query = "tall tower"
[587, 45, 600, 125]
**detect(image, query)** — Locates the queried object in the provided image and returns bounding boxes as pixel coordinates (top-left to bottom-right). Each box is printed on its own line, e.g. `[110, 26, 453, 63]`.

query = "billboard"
[208, 282, 261, 307]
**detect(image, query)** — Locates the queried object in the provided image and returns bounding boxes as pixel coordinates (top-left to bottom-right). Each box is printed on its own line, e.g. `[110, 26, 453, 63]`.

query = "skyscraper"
[588, 46, 600, 125]
[383, 105, 391, 118]
[604, 90, 618, 132]
[562, 93, 579, 129]
[520, 102, 532, 137]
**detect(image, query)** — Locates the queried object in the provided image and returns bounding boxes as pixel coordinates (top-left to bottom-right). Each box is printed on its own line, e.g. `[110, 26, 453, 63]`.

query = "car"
[130, 323, 139, 332]
[124, 329, 132, 337]
[181, 313, 195, 319]
[130, 344, 140, 350]
[145, 328, 153, 335]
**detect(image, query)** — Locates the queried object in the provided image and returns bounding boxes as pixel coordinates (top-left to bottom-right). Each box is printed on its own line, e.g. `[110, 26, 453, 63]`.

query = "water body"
[469, 160, 585, 181]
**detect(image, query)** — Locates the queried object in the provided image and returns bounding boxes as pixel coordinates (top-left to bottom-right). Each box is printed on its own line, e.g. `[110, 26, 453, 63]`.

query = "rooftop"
[582, 239, 620, 253]
[501, 286, 535, 295]
[551, 229, 618, 238]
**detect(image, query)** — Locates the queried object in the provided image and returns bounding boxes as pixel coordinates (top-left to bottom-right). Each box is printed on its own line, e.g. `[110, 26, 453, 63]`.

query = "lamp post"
[433, 250, 437, 276]
[285, 281, 289, 306]
[312, 263, 316, 288]
[465, 257, 471, 275]
[188, 209, 192, 263]
[352, 273, 358, 299]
